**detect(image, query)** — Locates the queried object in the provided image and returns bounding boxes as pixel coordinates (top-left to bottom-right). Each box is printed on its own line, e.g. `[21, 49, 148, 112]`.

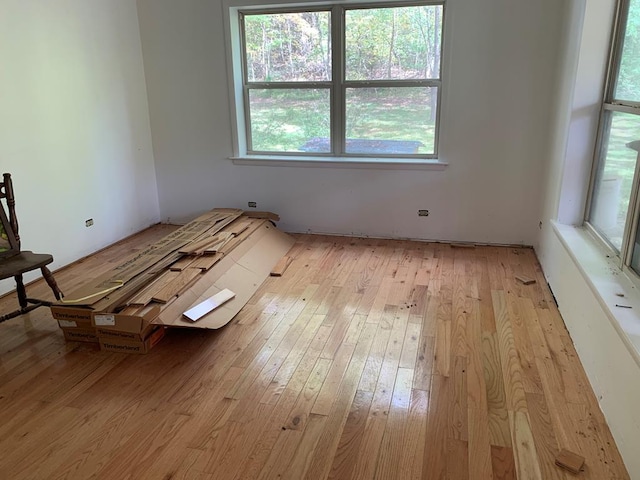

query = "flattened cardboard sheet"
[155, 223, 294, 330]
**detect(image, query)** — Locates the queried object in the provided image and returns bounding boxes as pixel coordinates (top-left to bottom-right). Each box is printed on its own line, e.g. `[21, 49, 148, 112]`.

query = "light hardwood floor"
[0, 226, 630, 479]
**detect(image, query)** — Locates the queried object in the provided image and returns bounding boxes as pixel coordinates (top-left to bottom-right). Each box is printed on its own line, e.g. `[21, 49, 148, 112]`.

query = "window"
[587, 0, 640, 272]
[232, 2, 444, 160]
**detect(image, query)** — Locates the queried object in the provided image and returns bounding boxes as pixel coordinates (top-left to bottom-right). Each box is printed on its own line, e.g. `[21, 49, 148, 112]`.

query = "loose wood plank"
[270, 256, 293, 277]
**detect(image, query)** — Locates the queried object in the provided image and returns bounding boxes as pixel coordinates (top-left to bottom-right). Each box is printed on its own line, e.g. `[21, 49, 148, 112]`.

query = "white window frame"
[222, 0, 449, 168]
[585, 0, 640, 278]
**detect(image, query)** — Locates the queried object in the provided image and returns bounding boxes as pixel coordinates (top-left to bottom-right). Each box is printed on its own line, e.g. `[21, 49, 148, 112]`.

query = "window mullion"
[604, 103, 640, 115]
[622, 150, 640, 267]
[331, 5, 344, 155]
[243, 85, 253, 152]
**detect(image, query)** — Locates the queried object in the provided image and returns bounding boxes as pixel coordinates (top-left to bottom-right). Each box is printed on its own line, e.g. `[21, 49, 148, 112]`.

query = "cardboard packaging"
[61, 328, 99, 343]
[91, 305, 164, 354]
[52, 304, 164, 352]
[98, 326, 165, 354]
[51, 307, 93, 324]
[156, 222, 294, 329]
[50, 214, 294, 340]
[55, 316, 99, 343]
[91, 305, 160, 340]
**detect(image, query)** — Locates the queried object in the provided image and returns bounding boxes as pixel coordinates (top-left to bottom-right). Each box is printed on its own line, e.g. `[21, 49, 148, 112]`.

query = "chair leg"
[14, 274, 27, 309]
[41, 266, 63, 300]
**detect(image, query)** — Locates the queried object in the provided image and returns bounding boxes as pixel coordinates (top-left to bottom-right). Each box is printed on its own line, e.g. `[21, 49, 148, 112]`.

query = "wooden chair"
[0, 173, 63, 323]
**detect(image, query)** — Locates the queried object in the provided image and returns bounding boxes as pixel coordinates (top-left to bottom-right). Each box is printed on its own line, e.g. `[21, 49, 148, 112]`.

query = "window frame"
[585, 0, 640, 274]
[228, 0, 446, 162]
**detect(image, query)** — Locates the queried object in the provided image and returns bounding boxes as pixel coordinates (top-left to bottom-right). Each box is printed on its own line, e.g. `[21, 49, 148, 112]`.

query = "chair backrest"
[0, 173, 20, 256]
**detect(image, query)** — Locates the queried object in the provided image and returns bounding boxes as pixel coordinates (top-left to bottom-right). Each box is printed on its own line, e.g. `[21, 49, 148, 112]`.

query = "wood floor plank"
[492, 290, 528, 412]
[374, 367, 413, 479]
[447, 439, 470, 480]
[505, 293, 543, 394]
[526, 392, 569, 480]
[509, 410, 543, 480]
[412, 334, 435, 391]
[232, 388, 301, 480]
[491, 445, 517, 480]
[327, 389, 374, 480]
[482, 331, 511, 447]
[311, 342, 357, 416]
[468, 405, 494, 480]
[449, 355, 468, 441]
[422, 374, 450, 480]
[399, 388, 429, 479]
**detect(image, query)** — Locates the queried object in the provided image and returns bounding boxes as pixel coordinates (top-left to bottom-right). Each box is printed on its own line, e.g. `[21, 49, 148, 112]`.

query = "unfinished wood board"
[125, 270, 180, 307]
[450, 243, 476, 249]
[242, 210, 280, 222]
[151, 269, 201, 304]
[118, 305, 142, 316]
[203, 233, 234, 254]
[224, 219, 251, 236]
[170, 256, 198, 272]
[183, 289, 236, 322]
[270, 256, 292, 277]
[555, 449, 585, 474]
[189, 253, 224, 271]
[515, 275, 536, 285]
[178, 235, 223, 255]
[121, 273, 172, 308]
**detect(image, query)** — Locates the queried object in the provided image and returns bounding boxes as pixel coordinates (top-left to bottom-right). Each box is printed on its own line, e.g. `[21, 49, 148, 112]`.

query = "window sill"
[552, 221, 640, 368]
[230, 155, 449, 170]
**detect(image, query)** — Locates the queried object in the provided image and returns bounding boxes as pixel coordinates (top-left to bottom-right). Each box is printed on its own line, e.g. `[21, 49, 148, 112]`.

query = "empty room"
[0, 0, 638, 478]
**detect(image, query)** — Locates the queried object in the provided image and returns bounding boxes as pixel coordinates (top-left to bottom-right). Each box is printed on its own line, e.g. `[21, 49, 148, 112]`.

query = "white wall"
[137, 0, 564, 245]
[536, 0, 640, 476]
[0, 0, 160, 294]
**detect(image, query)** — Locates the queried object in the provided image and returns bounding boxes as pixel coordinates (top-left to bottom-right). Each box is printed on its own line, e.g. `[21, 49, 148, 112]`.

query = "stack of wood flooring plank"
[50, 208, 295, 335]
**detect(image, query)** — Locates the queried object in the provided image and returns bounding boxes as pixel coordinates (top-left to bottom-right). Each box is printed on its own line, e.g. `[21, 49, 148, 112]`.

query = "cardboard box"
[62, 328, 99, 343]
[99, 326, 165, 354]
[51, 305, 93, 323]
[92, 305, 160, 340]
[56, 317, 93, 330]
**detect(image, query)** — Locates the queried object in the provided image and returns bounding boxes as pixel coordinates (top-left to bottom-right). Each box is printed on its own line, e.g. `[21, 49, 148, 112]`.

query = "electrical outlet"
[85, 218, 94, 227]
[248, 202, 257, 208]
[418, 210, 429, 217]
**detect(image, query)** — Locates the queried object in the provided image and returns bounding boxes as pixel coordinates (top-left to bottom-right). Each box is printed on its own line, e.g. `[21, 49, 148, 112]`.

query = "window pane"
[248, 89, 330, 152]
[590, 111, 640, 250]
[345, 87, 437, 154]
[243, 12, 331, 82]
[345, 6, 443, 81]
[614, 0, 640, 102]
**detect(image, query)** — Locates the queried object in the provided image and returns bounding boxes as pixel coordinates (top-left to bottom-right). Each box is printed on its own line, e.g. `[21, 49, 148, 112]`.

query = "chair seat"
[0, 251, 53, 280]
